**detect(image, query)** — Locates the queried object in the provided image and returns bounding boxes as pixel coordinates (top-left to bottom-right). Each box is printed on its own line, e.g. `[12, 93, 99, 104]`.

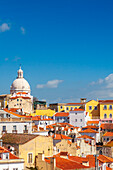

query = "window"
[104, 138, 105, 141]
[13, 125, 16, 130]
[28, 153, 32, 163]
[6, 153, 9, 159]
[107, 138, 109, 141]
[60, 106, 63, 109]
[109, 114, 112, 118]
[104, 105, 107, 110]
[80, 119, 82, 122]
[24, 125, 27, 130]
[2, 126, 6, 131]
[94, 106, 97, 110]
[75, 119, 77, 122]
[109, 105, 112, 110]
[75, 113, 77, 115]
[70, 107, 73, 110]
[13, 168, 18, 170]
[66, 107, 69, 111]
[89, 106, 92, 110]
[104, 114, 107, 119]
[17, 99, 19, 102]
[75, 107, 77, 109]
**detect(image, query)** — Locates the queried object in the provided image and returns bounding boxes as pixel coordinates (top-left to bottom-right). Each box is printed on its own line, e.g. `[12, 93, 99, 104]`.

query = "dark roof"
[2, 133, 38, 145]
[100, 123, 113, 130]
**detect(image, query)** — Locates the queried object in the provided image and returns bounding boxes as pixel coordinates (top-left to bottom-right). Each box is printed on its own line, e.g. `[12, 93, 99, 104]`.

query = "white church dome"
[10, 67, 31, 94]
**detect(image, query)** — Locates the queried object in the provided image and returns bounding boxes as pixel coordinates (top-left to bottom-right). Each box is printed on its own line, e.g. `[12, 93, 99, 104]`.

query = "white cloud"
[37, 80, 63, 88]
[13, 56, 21, 61]
[0, 23, 10, 32]
[20, 27, 25, 34]
[5, 58, 8, 61]
[105, 74, 113, 88]
[88, 73, 113, 99]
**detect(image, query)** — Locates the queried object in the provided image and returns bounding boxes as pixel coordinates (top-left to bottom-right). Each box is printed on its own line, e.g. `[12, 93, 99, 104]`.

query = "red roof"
[103, 132, 113, 137]
[77, 135, 94, 140]
[87, 120, 99, 125]
[98, 155, 113, 163]
[66, 103, 85, 106]
[0, 146, 19, 159]
[82, 125, 99, 129]
[100, 123, 113, 130]
[72, 108, 85, 111]
[79, 129, 98, 133]
[10, 96, 31, 99]
[32, 116, 41, 121]
[56, 157, 88, 169]
[16, 92, 28, 95]
[41, 118, 54, 121]
[52, 134, 72, 140]
[99, 100, 113, 104]
[9, 108, 22, 112]
[4, 108, 26, 118]
[55, 112, 69, 117]
[68, 155, 88, 163]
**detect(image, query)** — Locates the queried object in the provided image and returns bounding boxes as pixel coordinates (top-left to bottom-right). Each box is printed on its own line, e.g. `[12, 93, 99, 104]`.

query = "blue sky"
[0, 0, 113, 103]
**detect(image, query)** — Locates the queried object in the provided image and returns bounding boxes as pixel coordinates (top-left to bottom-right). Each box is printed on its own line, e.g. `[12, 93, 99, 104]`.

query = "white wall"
[0, 121, 32, 135]
[0, 161, 24, 170]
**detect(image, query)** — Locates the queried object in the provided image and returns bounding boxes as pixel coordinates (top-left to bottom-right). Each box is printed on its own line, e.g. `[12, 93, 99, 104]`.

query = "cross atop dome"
[18, 66, 23, 78]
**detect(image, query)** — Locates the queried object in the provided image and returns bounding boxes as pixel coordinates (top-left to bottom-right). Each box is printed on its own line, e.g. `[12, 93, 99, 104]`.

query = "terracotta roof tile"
[55, 112, 69, 117]
[79, 129, 98, 133]
[73, 108, 85, 111]
[100, 123, 113, 130]
[52, 134, 72, 140]
[2, 133, 38, 144]
[4, 108, 26, 118]
[66, 103, 85, 106]
[87, 121, 99, 125]
[56, 157, 88, 169]
[104, 140, 113, 147]
[103, 132, 113, 137]
[82, 125, 99, 129]
[77, 135, 94, 140]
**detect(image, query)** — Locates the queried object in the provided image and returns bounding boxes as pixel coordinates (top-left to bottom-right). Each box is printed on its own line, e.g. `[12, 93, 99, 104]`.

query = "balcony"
[12, 130, 17, 133]
[23, 130, 28, 134]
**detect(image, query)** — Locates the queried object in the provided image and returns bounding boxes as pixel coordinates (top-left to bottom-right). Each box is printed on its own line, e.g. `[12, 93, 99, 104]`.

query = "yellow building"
[49, 99, 86, 112]
[99, 100, 113, 119]
[85, 100, 100, 119]
[2, 133, 53, 169]
[31, 109, 55, 117]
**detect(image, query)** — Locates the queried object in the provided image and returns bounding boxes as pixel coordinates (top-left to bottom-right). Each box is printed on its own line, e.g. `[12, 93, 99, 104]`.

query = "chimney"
[80, 98, 86, 103]
[50, 157, 56, 169]
[44, 125, 46, 130]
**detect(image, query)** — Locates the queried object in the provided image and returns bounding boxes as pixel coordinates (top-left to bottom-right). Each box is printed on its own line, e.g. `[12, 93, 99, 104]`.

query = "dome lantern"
[17, 66, 23, 78]
[10, 67, 31, 95]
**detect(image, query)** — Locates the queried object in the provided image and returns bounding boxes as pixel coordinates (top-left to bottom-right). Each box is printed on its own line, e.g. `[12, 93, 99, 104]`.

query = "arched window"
[104, 105, 107, 110]
[109, 105, 112, 110]
[66, 107, 69, 111]
[109, 114, 112, 118]
[104, 113, 107, 119]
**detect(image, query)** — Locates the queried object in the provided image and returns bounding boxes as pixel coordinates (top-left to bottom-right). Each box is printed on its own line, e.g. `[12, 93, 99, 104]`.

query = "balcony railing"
[12, 130, 17, 133]
[23, 130, 28, 134]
